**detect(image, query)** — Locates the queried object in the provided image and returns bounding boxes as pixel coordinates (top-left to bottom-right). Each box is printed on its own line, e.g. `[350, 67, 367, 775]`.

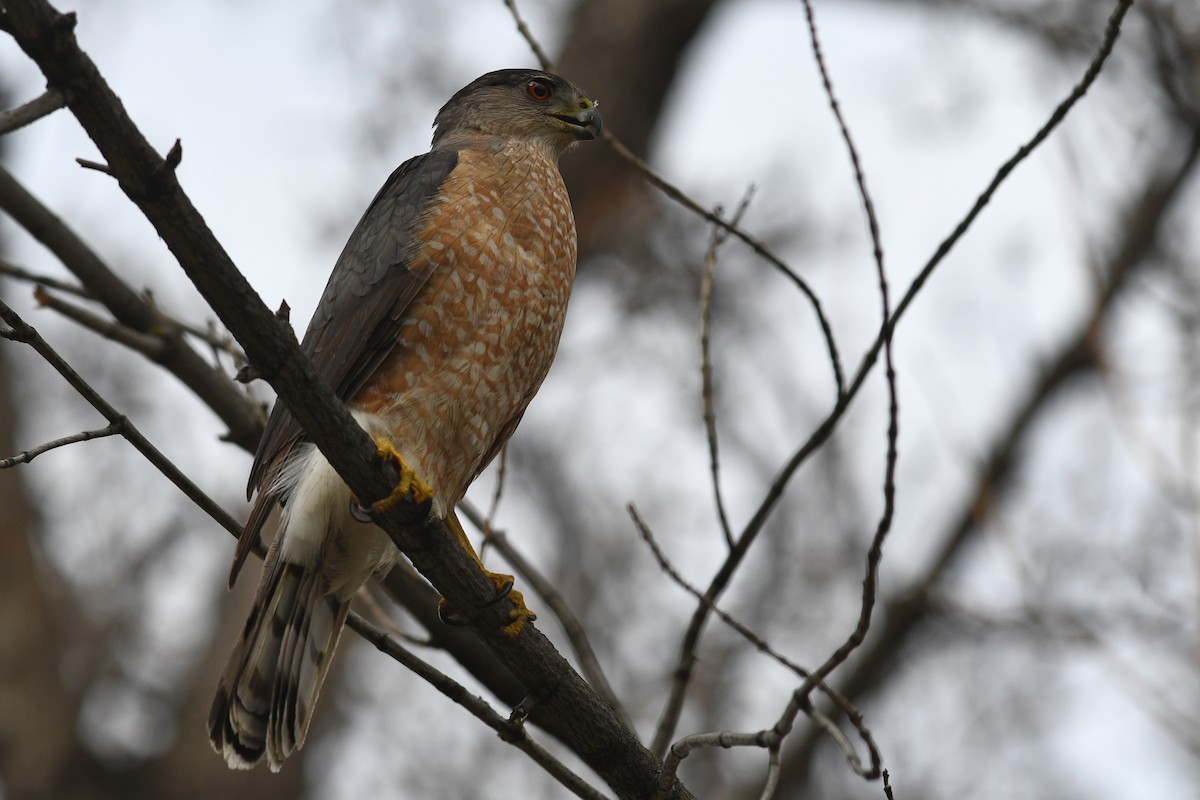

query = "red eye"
[526, 80, 551, 101]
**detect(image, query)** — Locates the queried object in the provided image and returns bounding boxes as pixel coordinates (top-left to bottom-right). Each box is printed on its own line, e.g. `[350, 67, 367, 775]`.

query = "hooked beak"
[552, 101, 602, 140]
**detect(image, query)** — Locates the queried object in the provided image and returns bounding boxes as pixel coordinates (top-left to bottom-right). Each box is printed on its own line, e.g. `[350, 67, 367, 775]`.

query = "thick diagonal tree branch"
[0, 298, 603, 798]
[0, 2, 690, 797]
[0, 161, 540, 724]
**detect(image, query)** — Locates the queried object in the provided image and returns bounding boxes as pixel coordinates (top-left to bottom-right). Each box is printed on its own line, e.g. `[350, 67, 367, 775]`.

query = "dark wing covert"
[229, 149, 459, 586]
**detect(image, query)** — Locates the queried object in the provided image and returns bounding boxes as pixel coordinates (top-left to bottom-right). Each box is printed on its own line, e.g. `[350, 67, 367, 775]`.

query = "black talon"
[481, 578, 515, 607]
[349, 498, 375, 523]
[438, 601, 472, 627]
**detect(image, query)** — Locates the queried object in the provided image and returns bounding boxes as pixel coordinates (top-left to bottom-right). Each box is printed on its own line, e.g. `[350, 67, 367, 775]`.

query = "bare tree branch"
[700, 189, 754, 551]
[0, 256, 90, 297]
[0, 3, 691, 796]
[652, 0, 1135, 759]
[0, 296, 243, 537]
[888, 0, 1135, 337]
[33, 285, 165, 357]
[0, 87, 66, 134]
[773, 77, 1200, 800]
[1, 253, 248, 361]
[460, 500, 629, 726]
[601, 130, 847, 398]
[758, 746, 782, 800]
[0, 419, 120, 467]
[786, 0, 901, 747]
[502, 0, 553, 72]
[658, 729, 779, 799]
[630, 504, 882, 782]
[0, 164, 263, 449]
[347, 611, 614, 800]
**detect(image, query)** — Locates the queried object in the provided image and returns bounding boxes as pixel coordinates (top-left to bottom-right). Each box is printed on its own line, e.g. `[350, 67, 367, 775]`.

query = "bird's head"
[432, 69, 602, 156]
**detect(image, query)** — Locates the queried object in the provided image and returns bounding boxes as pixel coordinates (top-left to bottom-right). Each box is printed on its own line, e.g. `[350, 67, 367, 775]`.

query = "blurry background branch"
[0, 164, 263, 450]
[759, 4, 1200, 792]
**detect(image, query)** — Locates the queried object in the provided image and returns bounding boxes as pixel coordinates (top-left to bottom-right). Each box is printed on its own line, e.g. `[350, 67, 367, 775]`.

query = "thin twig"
[700, 189, 755, 551]
[483, 445, 509, 548]
[348, 612, 613, 800]
[602, 131, 846, 399]
[654, 711, 867, 797]
[629, 504, 809, 677]
[0, 296, 242, 539]
[793, 0, 1137, 712]
[175, 317, 247, 366]
[75, 157, 114, 175]
[758, 746, 782, 800]
[499, 0, 845, 398]
[502, 0, 553, 72]
[0, 255, 244, 364]
[657, 730, 777, 797]
[460, 500, 628, 724]
[800, 701, 864, 776]
[0, 164, 262, 450]
[788, 0, 899, 733]
[0, 88, 66, 135]
[358, 582, 434, 647]
[630, 505, 881, 779]
[650, 0, 1134, 758]
[888, 0, 1135, 344]
[0, 420, 122, 467]
[34, 285, 166, 357]
[0, 257, 91, 298]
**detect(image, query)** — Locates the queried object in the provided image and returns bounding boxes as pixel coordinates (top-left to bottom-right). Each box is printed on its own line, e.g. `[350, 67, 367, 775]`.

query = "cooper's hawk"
[208, 69, 600, 771]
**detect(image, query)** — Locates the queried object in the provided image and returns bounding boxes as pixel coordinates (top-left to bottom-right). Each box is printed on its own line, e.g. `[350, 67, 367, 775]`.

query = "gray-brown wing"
[230, 149, 458, 586]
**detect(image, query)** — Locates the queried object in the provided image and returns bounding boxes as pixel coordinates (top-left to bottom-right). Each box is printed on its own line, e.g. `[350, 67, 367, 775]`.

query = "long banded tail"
[208, 556, 349, 771]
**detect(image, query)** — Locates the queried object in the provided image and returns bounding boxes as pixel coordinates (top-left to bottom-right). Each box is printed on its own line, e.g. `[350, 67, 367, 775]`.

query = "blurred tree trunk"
[0, 301, 76, 799]
[0, 349, 307, 800]
[557, 0, 721, 260]
[0, 204, 304, 800]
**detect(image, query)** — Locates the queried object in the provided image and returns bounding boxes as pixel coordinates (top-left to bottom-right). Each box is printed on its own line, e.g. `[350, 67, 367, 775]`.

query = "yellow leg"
[355, 439, 534, 637]
[444, 510, 536, 638]
[358, 439, 434, 517]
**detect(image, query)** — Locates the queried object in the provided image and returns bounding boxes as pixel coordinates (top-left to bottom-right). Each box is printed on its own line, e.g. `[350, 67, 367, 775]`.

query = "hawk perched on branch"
[209, 69, 601, 771]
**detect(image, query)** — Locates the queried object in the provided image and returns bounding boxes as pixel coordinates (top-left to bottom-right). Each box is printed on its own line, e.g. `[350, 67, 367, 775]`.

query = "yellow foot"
[437, 570, 537, 638]
[349, 439, 433, 522]
[494, 580, 536, 639]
